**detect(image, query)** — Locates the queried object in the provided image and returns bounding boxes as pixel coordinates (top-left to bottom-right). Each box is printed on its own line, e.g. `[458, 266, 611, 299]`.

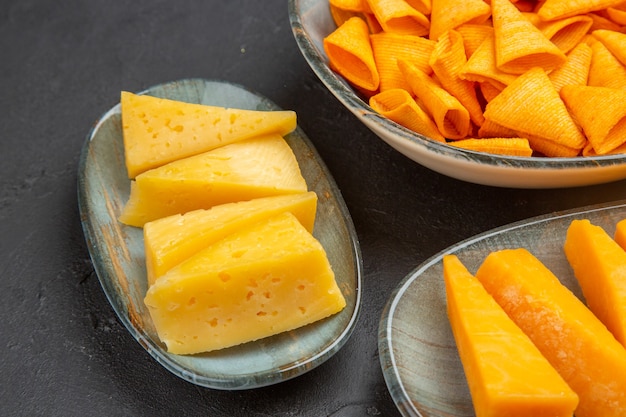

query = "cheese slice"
[144, 212, 346, 355]
[143, 192, 318, 285]
[443, 255, 578, 417]
[121, 91, 297, 178]
[118, 134, 308, 227]
[564, 219, 626, 346]
[475, 248, 626, 417]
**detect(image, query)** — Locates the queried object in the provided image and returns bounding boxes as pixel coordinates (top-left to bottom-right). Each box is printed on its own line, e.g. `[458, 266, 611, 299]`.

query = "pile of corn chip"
[323, 0, 626, 157]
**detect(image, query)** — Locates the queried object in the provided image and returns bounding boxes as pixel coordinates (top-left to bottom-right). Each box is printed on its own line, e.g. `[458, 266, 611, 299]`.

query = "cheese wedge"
[143, 192, 318, 285]
[144, 212, 346, 355]
[121, 91, 297, 178]
[475, 248, 626, 417]
[443, 255, 578, 417]
[564, 219, 626, 345]
[118, 134, 308, 227]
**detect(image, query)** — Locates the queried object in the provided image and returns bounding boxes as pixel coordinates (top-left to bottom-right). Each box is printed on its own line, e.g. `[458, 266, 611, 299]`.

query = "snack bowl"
[288, 0, 626, 189]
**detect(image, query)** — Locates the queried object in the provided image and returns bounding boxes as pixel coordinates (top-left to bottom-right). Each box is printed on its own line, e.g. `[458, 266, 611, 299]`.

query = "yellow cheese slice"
[121, 91, 297, 178]
[443, 255, 578, 417]
[144, 212, 346, 355]
[143, 192, 318, 285]
[475, 248, 626, 417]
[564, 219, 626, 346]
[118, 134, 308, 227]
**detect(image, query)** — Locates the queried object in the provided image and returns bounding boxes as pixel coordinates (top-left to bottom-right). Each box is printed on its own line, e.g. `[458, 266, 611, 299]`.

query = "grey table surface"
[2, 1, 625, 416]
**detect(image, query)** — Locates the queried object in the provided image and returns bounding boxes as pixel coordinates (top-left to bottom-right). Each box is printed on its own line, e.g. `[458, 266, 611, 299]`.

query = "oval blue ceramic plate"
[77, 78, 362, 390]
[378, 200, 626, 416]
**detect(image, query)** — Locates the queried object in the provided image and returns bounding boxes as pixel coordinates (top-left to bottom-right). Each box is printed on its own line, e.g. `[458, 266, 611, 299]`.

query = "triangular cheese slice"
[118, 134, 307, 227]
[143, 192, 318, 285]
[443, 255, 579, 417]
[121, 92, 296, 178]
[145, 212, 346, 355]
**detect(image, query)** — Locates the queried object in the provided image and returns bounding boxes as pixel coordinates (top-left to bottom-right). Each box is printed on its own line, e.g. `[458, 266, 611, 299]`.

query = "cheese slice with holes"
[118, 134, 308, 227]
[143, 192, 318, 286]
[121, 91, 297, 178]
[144, 212, 346, 355]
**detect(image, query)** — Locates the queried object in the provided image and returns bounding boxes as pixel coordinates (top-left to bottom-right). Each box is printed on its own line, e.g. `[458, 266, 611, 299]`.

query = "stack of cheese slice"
[117, 92, 346, 355]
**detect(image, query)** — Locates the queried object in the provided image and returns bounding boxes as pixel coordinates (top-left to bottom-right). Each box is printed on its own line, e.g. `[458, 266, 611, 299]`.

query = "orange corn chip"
[370, 32, 436, 91]
[593, 29, 626, 67]
[526, 13, 593, 53]
[330, 5, 359, 26]
[366, 0, 430, 36]
[483, 67, 586, 156]
[477, 118, 518, 138]
[456, 24, 494, 59]
[583, 140, 626, 156]
[524, 133, 583, 157]
[429, 30, 485, 126]
[448, 137, 533, 156]
[405, 0, 432, 15]
[492, 0, 566, 74]
[587, 12, 624, 31]
[428, 0, 491, 41]
[324, 17, 380, 92]
[549, 42, 592, 92]
[606, 4, 626, 25]
[330, 0, 371, 12]
[537, 0, 626, 21]
[369, 89, 446, 142]
[561, 85, 626, 155]
[363, 12, 383, 33]
[461, 33, 518, 89]
[479, 81, 504, 102]
[398, 59, 471, 139]
[588, 40, 626, 89]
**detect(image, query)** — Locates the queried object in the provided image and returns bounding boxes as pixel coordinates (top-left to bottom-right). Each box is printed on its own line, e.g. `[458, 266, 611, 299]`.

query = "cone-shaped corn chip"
[561, 85, 626, 154]
[399, 60, 471, 139]
[478, 118, 518, 138]
[366, 0, 430, 36]
[429, 0, 491, 41]
[330, 6, 359, 27]
[369, 89, 446, 142]
[524, 133, 583, 156]
[324, 17, 380, 92]
[514, 0, 537, 12]
[479, 81, 504, 102]
[483, 67, 586, 156]
[363, 12, 383, 33]
[525, 13, 593, 53]
[461, 33, 518, 89]
[593, 29, 626, 67]
[587, 12, 624, 31]
[448, 137, 533, 156]
[549, 42, 592, 92]
[607, 4, 626, 25]
[588, 40, 626, 89]
[492, 0, 566, 74]
[456, 24, 494, 59]
[404, 0, 431, 15]
[330, 0, 371, 12]
[370, 32, 435, 91]
[537, 0, 626, 21]
[430, 30, 485, 126]
[583, 140, 626, 156]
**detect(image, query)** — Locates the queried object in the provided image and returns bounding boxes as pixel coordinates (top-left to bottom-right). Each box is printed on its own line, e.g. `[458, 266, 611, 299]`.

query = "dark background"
[2, 1, 625, 416]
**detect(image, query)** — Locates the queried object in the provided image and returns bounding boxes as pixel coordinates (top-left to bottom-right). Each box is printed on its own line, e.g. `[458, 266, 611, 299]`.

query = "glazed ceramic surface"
[378, 200, 626, 416]
[288, 0, 626, 188]
[77, 78, 362, 390]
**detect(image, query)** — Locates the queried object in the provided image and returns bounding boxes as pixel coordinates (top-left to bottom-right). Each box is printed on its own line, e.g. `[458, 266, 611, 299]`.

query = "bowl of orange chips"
[288, 0, 626, 188]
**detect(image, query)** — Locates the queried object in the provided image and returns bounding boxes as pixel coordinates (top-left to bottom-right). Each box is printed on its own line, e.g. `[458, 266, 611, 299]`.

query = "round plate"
[77, 78, 362, 390]
[288, 0, 626, 188]
[378, 200, 626, 416]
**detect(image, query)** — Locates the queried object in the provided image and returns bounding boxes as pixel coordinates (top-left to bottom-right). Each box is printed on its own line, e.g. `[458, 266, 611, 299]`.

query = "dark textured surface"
[1, 1, 626, 416]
